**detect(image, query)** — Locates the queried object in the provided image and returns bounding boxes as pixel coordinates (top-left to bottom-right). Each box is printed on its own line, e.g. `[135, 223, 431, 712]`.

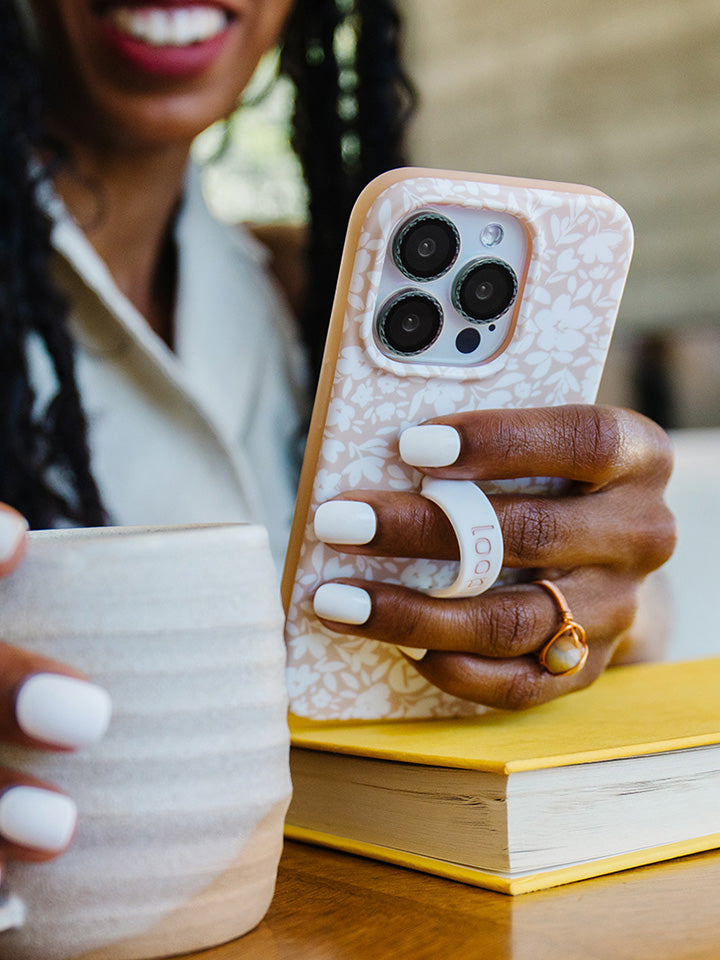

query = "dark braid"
[355, 1, 413, 185]
[0, 0, 412, 527]
[0, 0, 105, 528]
[281, 0, 415, 375]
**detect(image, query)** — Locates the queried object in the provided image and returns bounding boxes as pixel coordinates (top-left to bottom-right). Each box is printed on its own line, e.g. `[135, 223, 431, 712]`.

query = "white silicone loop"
[420, 477, 504, 599]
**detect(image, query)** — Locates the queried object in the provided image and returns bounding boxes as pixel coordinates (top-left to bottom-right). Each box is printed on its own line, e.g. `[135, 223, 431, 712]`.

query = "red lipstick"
[95, 3, 237, 79]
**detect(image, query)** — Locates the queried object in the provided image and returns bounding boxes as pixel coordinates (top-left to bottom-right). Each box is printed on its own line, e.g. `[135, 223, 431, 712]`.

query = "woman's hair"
[0, 0, 106, 528]
[281, 0, 414, 375]
[0, 0, 413, 529]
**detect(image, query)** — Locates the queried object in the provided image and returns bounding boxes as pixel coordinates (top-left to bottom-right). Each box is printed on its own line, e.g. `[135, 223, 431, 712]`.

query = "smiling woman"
[0, 0, 677, 910]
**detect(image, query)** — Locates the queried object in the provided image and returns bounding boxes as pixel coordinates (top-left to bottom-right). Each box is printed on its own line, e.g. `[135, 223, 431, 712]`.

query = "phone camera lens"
[377, 291, 443, 356]
[453, 259, 518, 323]
[393, 213, 460, 281]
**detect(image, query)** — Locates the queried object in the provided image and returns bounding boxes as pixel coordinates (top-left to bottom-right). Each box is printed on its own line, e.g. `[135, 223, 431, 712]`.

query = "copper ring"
[533, 580, 589, 677]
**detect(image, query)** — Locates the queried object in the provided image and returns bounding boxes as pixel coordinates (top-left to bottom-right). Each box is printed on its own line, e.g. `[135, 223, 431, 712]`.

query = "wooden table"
[189, 840, 720, 960]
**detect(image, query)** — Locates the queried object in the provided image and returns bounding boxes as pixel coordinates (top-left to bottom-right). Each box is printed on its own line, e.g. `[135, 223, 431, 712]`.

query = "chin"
[90, 89, 241, 150]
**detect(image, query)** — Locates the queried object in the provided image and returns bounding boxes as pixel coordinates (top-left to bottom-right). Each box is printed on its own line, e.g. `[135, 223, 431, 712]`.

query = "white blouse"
[32, 167, 308, 568]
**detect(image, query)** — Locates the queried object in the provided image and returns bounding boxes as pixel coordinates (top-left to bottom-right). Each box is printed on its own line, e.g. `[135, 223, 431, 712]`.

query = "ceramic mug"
[0, 524, 291, 960]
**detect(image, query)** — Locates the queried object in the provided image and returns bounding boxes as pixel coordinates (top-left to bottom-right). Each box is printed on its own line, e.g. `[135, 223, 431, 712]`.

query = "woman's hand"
[312, 405, 677, 710]
[0, 506, 111, 876]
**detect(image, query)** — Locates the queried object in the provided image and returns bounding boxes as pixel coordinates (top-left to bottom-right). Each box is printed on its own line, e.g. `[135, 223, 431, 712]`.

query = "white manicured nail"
[0, 787, 77, 853]
[314, 501, 377, 545]
[0, 511, 28, 563]
[399, 425, 461, 467]
[397, 645, 428, 661]
[16, 673, 112, 749]
[314, 583, 372, 625]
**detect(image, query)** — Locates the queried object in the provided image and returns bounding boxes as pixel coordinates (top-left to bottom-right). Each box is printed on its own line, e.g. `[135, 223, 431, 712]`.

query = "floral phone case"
[282, 168, 634, 720]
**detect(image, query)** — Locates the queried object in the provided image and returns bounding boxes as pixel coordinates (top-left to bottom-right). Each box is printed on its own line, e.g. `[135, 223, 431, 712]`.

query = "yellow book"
[286, 658, 720, 894]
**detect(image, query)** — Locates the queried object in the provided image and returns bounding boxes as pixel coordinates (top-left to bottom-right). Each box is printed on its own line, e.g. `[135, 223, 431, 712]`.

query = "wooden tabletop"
[189, 840, 720, 960]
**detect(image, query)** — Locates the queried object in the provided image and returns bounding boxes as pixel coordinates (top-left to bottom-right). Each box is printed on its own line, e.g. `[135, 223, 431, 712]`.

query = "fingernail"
[16, 673, 112, 749]
[399, 425, 461, 467]
[314, 501, 377, 545]
[0, 787, 77, 853]
[397, 645, 428, 661]
[0, 511, 28, 563]
[314, 583, 372, 625]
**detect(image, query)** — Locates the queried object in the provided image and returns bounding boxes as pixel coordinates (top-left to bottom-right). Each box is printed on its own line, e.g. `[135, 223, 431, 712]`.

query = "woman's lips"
[96, 4, 237, 78]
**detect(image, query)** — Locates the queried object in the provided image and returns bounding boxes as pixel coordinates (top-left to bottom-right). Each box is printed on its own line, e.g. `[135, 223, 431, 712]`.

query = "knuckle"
[633, 414, 675, 483]
[503, 501, 564, 565]
[412, 499, 449, 558]
[497, 669, 543, 711]
[628, 503, 678, 572]
[388, 594, 427, 645]
[567, 405, 624, 480]
[426, 661, 480, 703]
[656, 506, 679, 564]
[598, 580, 638, 640]
[488, 414, 520, 456]
[608, 408, 674, 483]
[647, 422, 675, 484]
[481, 594, 541, 657]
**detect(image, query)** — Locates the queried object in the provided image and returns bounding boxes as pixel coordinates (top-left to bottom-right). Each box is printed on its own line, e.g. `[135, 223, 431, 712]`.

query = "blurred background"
[195, 0, 720, 430]
[193, 0, 720, 657]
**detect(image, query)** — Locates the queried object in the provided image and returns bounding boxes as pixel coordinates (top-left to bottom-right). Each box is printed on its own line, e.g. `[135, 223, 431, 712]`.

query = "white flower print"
[326, 398, 356, 433]
[535, 294, 594, 355]
[372, 401, 399, 422]
[350, 382, 375, 408]
[314, 467, 343, 503]
[378, 376, 399, 395]
[311, 688, 333, 710]
[336, 346, 370, 381]
[286, 664, 320, 700]
[407, 379, 465, 419]
[578, 230, 625, 265]
[350, 683, 392, 718]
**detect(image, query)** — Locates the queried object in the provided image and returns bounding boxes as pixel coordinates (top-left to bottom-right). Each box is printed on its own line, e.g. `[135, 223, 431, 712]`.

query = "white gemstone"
[544, 633, 584, 674]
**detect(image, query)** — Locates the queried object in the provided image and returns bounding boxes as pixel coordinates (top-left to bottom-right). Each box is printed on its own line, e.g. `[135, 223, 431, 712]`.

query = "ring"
[420, 478, 504, 599]
[534, 580, 589, 677]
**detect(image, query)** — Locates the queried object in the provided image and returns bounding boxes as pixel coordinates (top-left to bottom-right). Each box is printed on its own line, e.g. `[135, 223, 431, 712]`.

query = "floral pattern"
[285, 172, 634, 720]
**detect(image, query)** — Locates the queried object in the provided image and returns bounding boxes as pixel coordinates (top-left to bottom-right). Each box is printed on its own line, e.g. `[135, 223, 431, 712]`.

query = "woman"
[0, 0, 675, 872]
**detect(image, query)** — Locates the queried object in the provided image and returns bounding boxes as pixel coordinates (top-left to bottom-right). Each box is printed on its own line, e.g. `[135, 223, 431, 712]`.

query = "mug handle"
[0, 887, 26, 932]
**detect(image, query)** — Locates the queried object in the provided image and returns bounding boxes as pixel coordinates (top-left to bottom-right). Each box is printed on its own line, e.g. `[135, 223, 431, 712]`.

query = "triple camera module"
[375, 210, 523, 365]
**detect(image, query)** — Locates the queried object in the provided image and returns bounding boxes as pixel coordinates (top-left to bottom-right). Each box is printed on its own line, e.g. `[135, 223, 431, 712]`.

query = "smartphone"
[282, 168, 634, 721]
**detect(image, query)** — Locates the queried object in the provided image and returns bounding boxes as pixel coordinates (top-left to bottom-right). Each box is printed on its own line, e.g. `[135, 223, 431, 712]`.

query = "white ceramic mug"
[0, 524, 291, 960]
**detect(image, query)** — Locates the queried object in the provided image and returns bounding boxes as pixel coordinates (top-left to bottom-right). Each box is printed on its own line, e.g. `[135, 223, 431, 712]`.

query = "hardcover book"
[286, 658, 720, 894]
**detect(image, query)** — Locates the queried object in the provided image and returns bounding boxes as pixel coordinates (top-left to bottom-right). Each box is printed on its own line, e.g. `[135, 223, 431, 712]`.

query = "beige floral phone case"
[282, 168, 634, 720]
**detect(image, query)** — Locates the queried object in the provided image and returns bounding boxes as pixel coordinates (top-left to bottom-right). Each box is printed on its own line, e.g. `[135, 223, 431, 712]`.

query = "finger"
[0, 770, 77, 863]
[410, 636, 617, 711]
[0, 507, 28, 578]
[398, 405, 673, 488]
[314, 489, 676, 574]
[312, 569, 636, 660]
[0, 643, 111, 751]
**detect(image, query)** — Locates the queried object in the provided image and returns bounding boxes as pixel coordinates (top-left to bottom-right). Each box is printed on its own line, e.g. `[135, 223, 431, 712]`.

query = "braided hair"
[0, 0, 414, 529]
[281, 0, 414, 374]
[0, 0, 105, 528]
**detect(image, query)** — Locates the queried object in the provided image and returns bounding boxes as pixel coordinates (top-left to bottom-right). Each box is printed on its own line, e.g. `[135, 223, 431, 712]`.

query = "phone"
[282, 168, 634, 721]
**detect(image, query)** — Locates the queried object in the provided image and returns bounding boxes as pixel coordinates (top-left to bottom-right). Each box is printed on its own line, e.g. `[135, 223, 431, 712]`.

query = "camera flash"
[481, 223, 504, 247]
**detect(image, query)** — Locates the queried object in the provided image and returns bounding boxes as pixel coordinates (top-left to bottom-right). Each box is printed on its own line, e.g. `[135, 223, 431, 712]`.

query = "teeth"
[109, 6, 229, 47]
